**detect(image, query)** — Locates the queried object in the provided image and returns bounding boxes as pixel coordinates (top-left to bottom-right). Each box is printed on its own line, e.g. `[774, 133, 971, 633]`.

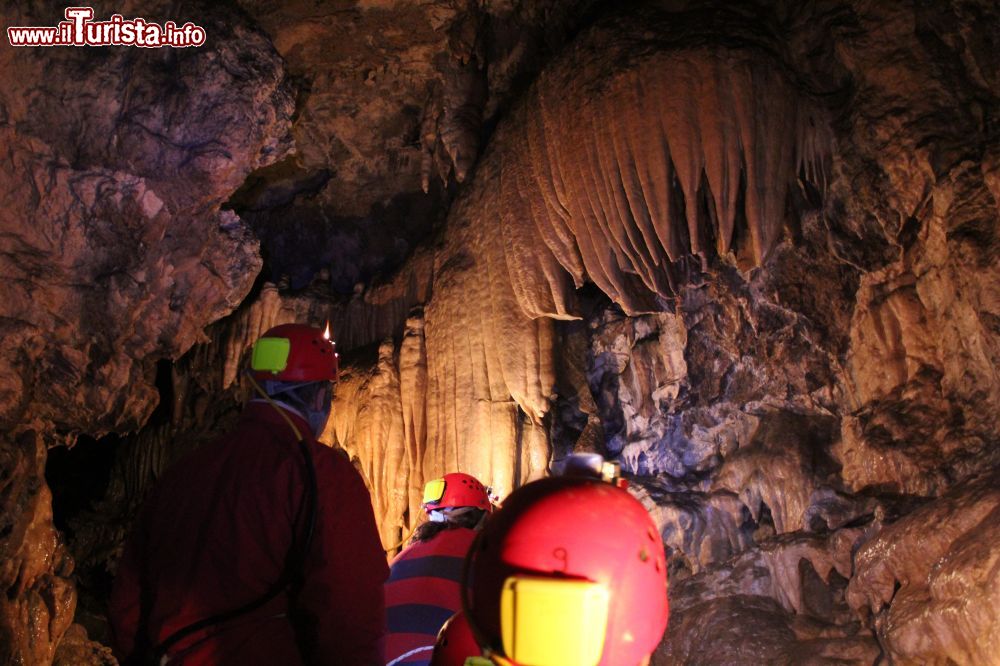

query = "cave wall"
[0, 1, 294, 659]
[319, 2, 1000, 662]
[323, 2, 839, 535]
[0, 1, 293, 437]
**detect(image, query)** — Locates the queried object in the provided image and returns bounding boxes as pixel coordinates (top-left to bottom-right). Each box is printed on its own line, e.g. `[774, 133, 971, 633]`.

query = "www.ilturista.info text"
[7, 7, 206, 48]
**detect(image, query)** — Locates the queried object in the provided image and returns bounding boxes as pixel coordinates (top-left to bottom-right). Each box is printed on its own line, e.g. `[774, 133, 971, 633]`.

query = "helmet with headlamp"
[461, 465, 669, 666]
[422, 472, 493, 513]
[249, 323, 339, 383]
[248, 323, 339, 437]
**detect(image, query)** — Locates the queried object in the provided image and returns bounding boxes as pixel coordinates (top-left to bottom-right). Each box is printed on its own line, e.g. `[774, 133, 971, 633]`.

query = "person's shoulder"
[426, 526, 478, 555]
[309, 442, 365, 483]
[439, 526, 478, 543]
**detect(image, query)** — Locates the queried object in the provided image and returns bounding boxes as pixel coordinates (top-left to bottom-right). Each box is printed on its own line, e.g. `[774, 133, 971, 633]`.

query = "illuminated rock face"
[319, 4, 1000, 663]
[847, 472, 1000, 664]
[316, 6, 835, 537]
[2, 1, 999, 664]
[0, 3, 293, 436]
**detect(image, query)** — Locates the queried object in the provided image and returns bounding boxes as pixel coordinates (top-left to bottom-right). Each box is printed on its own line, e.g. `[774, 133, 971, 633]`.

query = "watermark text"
[7, 7, 206, 48]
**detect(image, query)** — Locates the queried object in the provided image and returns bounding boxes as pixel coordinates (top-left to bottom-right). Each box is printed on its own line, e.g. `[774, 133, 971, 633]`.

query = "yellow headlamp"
[251, 337, 290, 374]
[499, 575, 609, 665]
[423, 478, 446, 504]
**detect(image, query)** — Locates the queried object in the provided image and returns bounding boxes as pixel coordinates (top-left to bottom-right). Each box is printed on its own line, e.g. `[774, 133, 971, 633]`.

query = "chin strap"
[246, 374, 305, 441]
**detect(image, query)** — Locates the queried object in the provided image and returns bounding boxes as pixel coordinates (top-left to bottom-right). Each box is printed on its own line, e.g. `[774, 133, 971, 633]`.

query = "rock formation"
[0, 0, 293, 658]
[0, 1, 293, 436]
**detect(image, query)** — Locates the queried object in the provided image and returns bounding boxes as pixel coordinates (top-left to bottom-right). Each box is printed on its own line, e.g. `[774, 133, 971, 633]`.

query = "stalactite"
[440, 58, 487, 184]
[343, 15, 835, 535]
[86, 21, 836, 552]
[484, 44, 831, 319]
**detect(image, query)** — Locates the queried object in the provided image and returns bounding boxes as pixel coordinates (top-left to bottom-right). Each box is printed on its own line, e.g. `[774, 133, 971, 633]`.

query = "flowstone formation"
[320, 3, 999, 662]
[5, 0, 999, 664]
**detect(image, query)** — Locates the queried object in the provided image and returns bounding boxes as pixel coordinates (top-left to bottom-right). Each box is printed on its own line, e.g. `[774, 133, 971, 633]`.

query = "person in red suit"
[428, 612, 480, 666]
[448, 456, 670, 666]
[383, 473, 493, 666]
[109, 323, 389, 665]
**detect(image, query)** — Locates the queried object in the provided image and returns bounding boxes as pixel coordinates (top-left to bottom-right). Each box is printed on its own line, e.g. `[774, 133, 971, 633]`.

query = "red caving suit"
[383, 527, 477, 665]
[109, 401, 389, 665]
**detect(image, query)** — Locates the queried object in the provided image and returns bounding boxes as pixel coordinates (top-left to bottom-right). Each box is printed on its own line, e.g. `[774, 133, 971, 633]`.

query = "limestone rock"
[847, 471, 1000, 665]
[655, 525, 880, 665]
[327, 339, 407, 551]
[654, 594, 879, 666]
[53, 624, 115, 666]
[17, 2, 1000, 665]
[0, 1, 294, 436]
[0, 433, 75, 665]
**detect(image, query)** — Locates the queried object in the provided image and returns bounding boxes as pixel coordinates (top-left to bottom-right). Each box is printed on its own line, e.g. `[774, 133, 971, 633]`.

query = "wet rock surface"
[0, 432, 75, 665]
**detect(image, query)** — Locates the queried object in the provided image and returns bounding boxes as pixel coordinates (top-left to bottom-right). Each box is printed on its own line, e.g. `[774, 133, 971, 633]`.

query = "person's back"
[383, 472, 493, 666]
[384, 527, 477, 665]
[110, 324, 389, 665]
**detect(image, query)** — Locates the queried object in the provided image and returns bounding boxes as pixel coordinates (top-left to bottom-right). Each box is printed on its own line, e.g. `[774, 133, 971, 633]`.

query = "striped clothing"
[384, 527, 477, 665]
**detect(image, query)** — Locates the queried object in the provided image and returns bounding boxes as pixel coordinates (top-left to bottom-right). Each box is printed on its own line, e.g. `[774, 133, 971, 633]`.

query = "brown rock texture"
[228, 0, 595, 294]
[847, 471, 1000, 664]
[0, 432, 75, 665]
[0, 1, 293, 436]
[0, 1, 294, 660]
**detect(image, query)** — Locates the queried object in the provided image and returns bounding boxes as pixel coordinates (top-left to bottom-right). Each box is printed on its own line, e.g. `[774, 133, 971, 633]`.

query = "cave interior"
[1, 0, 999, 664]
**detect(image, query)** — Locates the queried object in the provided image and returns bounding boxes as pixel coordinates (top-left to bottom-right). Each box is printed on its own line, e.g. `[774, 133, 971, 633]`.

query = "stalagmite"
[327, 340, 407, 550]
[399, 308, 429, 528]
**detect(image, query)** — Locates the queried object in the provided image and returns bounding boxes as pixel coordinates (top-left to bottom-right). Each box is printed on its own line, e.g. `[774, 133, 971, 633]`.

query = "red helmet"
[463, 476, 668, 666]
[249, 323, 338, 383]
[430, 612, 481, 665]
[422, 472, 493, 512]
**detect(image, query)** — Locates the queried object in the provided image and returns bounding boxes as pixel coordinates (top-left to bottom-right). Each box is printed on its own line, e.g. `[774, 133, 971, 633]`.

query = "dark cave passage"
[46, 434, 120, 537]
